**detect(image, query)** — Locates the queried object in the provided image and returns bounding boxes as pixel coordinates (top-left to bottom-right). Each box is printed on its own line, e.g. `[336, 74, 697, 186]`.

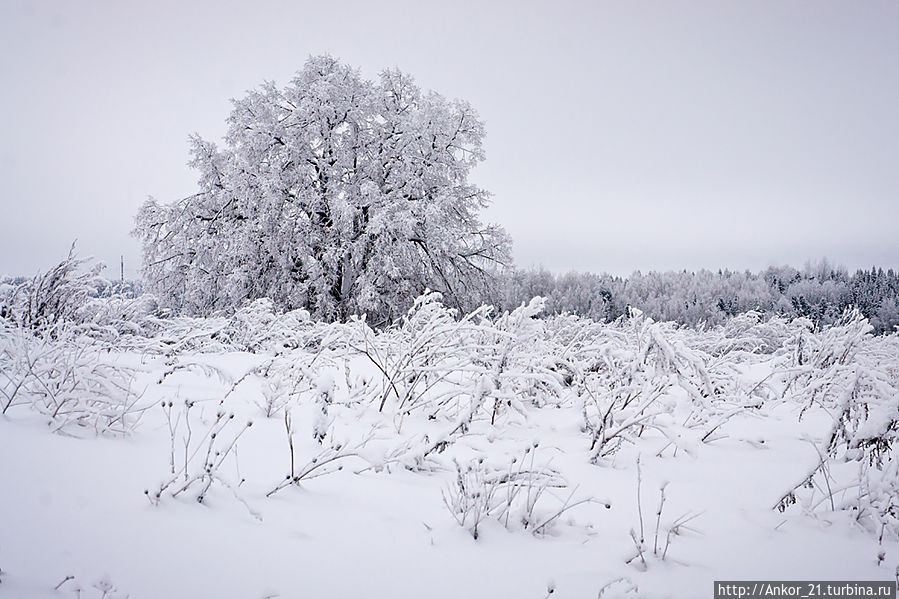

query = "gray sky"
[1, 0, 897, 279]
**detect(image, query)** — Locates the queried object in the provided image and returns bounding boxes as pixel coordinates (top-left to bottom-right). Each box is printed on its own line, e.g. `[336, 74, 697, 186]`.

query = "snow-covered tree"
[134, 55, 510, 322]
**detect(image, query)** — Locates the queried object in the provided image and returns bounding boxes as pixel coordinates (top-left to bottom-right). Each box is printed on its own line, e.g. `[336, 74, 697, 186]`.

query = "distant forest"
[3, 260, 898, 334]
[499, 261, 899, 334]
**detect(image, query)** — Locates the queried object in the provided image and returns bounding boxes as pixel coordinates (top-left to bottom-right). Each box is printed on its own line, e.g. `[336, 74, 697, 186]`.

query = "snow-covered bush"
[688, 310, 804, 357]
[123, 300, 323, 356]
[0, 248, 148, 434]
[15, 245, 105, 333]
[560, 310, 748, 462]
[342, 292, 489, 415]
[443, 445, 595, 539]
[334, 293, 565, 427]
[0, 245, 160, 349]
[0, 322, 141, 435]
[478, 297, 569, 411]
[776, 310, 899, 540]
[216, 298, 312, 353]
[253, 351, 326, 419]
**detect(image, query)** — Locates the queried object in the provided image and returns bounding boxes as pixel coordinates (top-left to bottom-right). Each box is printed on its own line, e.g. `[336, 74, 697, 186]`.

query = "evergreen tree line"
[498, 261, 899, 334]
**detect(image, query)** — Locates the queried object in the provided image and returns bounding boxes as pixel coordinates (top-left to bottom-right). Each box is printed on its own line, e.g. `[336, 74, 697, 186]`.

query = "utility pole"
[121, 255, 124, 284]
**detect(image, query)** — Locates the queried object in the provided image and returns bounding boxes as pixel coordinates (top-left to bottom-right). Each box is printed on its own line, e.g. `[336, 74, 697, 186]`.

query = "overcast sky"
[1, 0, 897, 279]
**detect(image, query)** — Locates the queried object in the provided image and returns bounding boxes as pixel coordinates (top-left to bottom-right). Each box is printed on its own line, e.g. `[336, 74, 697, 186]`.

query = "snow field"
[1, 299, 898, 598]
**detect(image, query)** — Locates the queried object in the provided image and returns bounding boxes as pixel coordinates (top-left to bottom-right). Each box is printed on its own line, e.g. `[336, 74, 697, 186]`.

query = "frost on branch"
[133, 56, 511, 322]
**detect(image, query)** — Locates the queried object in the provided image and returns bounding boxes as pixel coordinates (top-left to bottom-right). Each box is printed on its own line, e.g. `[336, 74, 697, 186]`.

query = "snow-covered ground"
[2, 298, 898, 598]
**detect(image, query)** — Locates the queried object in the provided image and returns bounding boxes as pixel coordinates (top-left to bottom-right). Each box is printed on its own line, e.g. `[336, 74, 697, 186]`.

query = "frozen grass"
[1, 297, 898, 598]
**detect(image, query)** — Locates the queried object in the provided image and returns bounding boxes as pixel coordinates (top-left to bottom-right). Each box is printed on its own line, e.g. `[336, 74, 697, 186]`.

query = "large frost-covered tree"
[134, 56, 510, 321]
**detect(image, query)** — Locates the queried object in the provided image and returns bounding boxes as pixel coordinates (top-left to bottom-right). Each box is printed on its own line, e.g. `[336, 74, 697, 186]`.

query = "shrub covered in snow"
[0, 322, 141, 435]
[776, 310, 899, 540]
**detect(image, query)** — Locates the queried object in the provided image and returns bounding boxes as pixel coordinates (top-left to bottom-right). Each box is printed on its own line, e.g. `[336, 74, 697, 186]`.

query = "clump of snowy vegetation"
[0, 323, 141, 435]
[0, 247, 144, 435]
[776, 310, 899, 540]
